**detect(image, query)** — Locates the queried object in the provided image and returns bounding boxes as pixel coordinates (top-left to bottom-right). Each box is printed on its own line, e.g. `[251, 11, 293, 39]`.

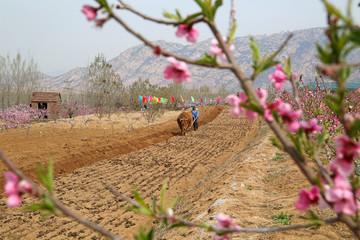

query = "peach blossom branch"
[117, 0, 177, 25]
[289, 73, 301, 109]
[106, 184, 340, 234]
[107, 9, 232, 69]
[0, 150, 125, 240]
[204, 19, 360, 237]
[117, 0, 204, 26]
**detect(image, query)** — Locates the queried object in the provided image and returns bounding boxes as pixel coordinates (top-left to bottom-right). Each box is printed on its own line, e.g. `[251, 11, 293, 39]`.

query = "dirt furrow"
[0, 108, 259, 239]
[0, 106, 223, 192]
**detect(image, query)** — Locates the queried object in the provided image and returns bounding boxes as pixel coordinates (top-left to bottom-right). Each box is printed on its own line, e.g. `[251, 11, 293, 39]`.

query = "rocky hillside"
[43, 27, 360, 91]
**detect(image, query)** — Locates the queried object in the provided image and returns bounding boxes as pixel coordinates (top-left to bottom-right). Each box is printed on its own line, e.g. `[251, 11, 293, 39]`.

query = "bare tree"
[0, 53, 42, 108]
[85, 54, 125, 113]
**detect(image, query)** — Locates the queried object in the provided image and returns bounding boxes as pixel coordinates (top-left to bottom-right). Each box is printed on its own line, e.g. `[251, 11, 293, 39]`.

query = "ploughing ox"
[177, 112, 192, 136]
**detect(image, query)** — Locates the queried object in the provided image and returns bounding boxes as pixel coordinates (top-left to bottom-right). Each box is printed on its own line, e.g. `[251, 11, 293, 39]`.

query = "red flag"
[171, 96, 175, 103]
[201, 98, 203, 103]
[142, 97, 146, 103]
[216, 97, 221, 104]
[158, 98, 161, 103]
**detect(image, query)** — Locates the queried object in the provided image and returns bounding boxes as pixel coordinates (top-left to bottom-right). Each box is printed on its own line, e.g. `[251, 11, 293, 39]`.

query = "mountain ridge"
[43, 27, 360, 91]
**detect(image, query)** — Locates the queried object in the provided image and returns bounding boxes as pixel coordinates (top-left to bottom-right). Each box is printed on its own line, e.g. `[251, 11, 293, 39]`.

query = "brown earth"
[0, 106, 222, 192]
[0, 106, 354, 239]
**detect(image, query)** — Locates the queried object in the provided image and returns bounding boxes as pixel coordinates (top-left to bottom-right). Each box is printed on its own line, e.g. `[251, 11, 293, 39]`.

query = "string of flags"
[138, 95, 222, 105]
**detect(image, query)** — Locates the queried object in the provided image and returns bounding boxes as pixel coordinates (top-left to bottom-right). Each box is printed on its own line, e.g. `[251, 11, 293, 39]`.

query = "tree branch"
[107, 9, 232, 70]
[0, 150, 125, 240]
[117, 0, 177, 25]
[107, 184, 341, 234]
[205, 20, 318, 185]
[117, 0, 205, 26]
[211, 217, 340, 233]
[289, 73, 301, 110]
[104, 184, 141, 208]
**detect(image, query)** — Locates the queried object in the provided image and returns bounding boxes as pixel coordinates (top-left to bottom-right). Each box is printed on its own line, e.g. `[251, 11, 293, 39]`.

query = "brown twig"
[250, 34, 293, 80]
[106, 183, 340, 234]
[0, 150, 125, 240]
[117, 0, 203, 26]
[317, 62, 360, 74]
[117, 0, 176, 25]
[107, 9, 232, 69]
[104, 184, 141, 208]
[289, 72, 301, 110]
[211, 217, 340, 233]
[227, 0, 236, 37]
[315, 150, 333, 186]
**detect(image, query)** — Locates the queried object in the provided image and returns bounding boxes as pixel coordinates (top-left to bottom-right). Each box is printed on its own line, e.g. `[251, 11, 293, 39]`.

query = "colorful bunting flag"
[171, 96, 175, 103]
[139, 96, 143, 103]
[216, 97, 221, 104]
[191, 96, 195, 102]
[200, 98, 203, 104]
[181, 95, 184, 103]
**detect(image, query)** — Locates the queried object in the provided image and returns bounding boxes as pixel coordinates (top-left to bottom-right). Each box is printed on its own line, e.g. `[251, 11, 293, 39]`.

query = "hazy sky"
[0, 0, 358, 76]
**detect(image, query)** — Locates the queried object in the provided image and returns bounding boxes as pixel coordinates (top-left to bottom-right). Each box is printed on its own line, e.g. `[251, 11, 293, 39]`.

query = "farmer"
[39, 102, 46, 110]
[38, 102, 47, 119]
[191, 105, 199, 131]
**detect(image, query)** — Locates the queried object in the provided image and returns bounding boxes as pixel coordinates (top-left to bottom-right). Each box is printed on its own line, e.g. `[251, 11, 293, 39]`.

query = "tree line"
[65, 54, 232, 110]
[0, 53, 233, 111]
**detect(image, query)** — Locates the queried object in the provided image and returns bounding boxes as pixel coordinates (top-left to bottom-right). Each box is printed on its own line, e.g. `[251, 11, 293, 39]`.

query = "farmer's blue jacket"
[191, 108, 199, 119]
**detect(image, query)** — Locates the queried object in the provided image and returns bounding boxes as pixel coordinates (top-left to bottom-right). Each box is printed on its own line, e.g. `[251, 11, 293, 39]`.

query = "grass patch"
[272, 152, 284, 162]
[271, 212, 294, 225]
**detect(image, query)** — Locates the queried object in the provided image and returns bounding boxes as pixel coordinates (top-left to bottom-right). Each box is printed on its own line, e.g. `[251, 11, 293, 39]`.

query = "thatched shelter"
[30, 92, 62, 110]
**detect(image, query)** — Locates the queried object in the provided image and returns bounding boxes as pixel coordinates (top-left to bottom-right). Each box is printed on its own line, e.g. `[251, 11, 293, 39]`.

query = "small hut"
[31, 92, 62, 110]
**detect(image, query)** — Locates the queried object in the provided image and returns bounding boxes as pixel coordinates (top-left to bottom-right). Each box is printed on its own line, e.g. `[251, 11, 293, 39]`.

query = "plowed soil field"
[0, 106, 354, 239]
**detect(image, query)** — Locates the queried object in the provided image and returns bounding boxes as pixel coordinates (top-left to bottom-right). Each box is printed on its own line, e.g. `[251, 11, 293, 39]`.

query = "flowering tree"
[0, 104, 43, 130]
[2, 0, 360, 239]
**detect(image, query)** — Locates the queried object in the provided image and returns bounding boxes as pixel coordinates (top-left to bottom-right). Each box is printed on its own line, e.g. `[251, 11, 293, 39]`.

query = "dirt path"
[0, 107, 259, 239]
[0, 106, 222, 192]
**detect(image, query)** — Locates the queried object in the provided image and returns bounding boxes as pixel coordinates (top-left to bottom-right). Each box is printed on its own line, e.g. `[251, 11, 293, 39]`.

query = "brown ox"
[177, 112, 192, 136]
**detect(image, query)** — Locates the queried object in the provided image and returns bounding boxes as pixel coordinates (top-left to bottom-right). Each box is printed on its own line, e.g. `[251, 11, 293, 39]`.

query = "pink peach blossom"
[4, 181, 18, 196]
[210, 38, 235, 62]
[163, 57, 191, 83]
[214, 213, 240, 240]
[226, 94, 242, 117]
[300, 118, 323, 134]
[331, 136, 360, 176]
[166, 208, 178, 223]
[18, 180, 32, 194]
[95, 18, 107, 28]
[7, 194, 22, 208]
[277, 102, 302, 132]
[295, 186, 321, 211]
[175, 24, 199, 43]
[3, 171, 32, 208]
[324, 174, 357, 215]
[82, 5, 97, 21]
[269, 64, 287, 91]
[216, 213, 241, 230]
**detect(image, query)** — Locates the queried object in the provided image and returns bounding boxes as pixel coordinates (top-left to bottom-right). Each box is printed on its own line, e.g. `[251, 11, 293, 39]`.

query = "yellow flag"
[181, 95, 184, 102]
